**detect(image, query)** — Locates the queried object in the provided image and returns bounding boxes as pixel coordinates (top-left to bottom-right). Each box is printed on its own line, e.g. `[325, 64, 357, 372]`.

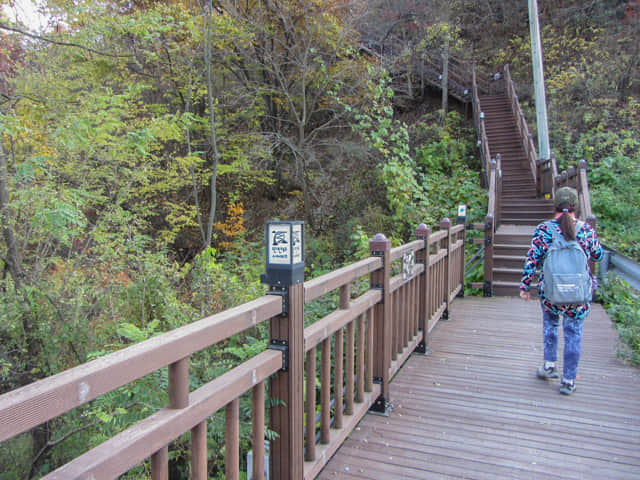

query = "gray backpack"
[542, 221, 592, 305]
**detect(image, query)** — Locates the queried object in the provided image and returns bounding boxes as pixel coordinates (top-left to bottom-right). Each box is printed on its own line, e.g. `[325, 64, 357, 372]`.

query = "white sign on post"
[268, 224, 291, 265]
[292, 224, 302, 264]
[402, 249, 415, 281]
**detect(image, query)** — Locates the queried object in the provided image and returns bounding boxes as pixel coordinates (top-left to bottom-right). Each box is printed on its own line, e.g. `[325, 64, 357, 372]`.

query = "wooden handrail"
[0, 218, 467, 480]
[554, 159, 594, 223]
[503, 64, 559, 197]
[0, 295, 282, 443]
[472, 65, 493, 183]
[504, 65, 538, 186]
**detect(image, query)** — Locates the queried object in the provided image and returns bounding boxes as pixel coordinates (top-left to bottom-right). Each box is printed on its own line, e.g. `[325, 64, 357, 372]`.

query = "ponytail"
[557, 206, 576, 241]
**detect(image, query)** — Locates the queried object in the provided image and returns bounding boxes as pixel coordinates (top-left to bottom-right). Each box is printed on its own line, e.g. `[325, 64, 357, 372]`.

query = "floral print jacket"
[520, 218, 604, 320]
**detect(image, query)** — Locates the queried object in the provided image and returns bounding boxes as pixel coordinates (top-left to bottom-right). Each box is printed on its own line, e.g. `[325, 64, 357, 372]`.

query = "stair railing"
[503, 64, 558, 198]
[554, 159, 594, 223]
[422, 51, 477, 100]
[555, 159, 599, 280]
[472, 66, 505, 297]
[472, 66, 493, 187]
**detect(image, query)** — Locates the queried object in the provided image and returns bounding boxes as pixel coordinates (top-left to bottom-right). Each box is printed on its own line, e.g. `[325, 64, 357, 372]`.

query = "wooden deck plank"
[317, 297, 640, 480]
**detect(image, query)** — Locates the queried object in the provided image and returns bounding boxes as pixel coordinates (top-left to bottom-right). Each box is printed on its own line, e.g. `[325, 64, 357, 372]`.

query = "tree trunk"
[0, 142, 25, 290]
[204, 0, 219, 250]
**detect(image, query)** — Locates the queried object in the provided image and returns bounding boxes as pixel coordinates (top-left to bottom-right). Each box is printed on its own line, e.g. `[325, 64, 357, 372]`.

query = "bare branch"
[0, 23, 133, 58]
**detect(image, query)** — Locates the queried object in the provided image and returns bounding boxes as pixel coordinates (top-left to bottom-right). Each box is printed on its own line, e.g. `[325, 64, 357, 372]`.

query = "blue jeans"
[542, 305, 584, 381]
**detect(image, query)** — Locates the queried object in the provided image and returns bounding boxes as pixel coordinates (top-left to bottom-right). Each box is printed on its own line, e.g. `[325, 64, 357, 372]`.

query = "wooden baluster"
[402, 281, 408, 348]
[411, 275, 417, 341]
[151, 446, 168, 480]
[459, 221, 467, 296]
[440, 218, 452, 319]
[356, 313, 366, 401]
[484, 214, 494, 297]
[252, 382, 265, 480]
[225, 399, 240, 480]
[336, 283, 348, 428]
[321, 338, 331, 444]
[334, 327, 344, 429]
[345, 321, 355, 415]
[305, 347, 317, 461]
[392, 289, 399, 360]
[192, 421, 207, 480]
[401, 281, 408, 348]
[365, 310, 374, 394]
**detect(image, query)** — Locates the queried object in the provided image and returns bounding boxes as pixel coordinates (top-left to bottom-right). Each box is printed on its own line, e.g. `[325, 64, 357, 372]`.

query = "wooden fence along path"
[319, 297, 640, 480]
[0, 219, 466, 479]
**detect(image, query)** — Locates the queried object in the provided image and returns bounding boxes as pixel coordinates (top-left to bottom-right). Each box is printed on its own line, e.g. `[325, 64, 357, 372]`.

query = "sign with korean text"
[268, 224, 291, 265]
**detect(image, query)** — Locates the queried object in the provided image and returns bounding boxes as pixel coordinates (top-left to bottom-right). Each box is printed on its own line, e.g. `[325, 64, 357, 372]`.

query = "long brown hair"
[556, 204, 577, 241]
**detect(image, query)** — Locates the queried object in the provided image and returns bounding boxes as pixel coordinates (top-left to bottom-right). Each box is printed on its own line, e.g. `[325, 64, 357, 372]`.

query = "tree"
[220, 0, 374, 229]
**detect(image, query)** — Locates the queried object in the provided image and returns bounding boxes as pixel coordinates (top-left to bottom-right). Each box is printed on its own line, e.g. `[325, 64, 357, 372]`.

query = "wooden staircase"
[480, 94, 554, 296]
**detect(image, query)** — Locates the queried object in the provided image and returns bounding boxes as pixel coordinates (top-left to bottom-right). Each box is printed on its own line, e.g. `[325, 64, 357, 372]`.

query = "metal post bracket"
[268, 339, 289, 371]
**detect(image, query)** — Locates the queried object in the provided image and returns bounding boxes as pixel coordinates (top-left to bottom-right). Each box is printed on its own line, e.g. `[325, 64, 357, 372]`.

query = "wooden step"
[494, 227, 535, 244]
[493, 247, 532, 257]
[491, 281, 539, 297]
[500, 217, 547, 225]
[494, 254, 527, 268]
[501, 206, 552, 214]
[501, 201, 552, 209]
[493, 267, 525, 282]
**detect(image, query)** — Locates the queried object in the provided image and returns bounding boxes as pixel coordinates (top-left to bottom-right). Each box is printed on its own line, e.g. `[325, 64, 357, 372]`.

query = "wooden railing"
[421, 51, 477, 101]
[503, 64, 558, 197]
[0, 219, 466, 480]
[554, 159, 595, 224]
[471, 66, 504, 296]
[472, 66, 492, 184]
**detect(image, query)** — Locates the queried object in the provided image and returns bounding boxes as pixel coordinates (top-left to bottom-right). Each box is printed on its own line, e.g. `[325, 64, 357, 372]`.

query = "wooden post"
[586, 214, 598, 276]
[483, 214, 494, 297]
[440, 218, 452, 319]
[414, 223, 431, 354]
[168, 357, 189, 479]
[457, 219, 466, 297]
[369, 234, 391, 415]
[269, 282, 304, 479]
[168, 357, 189, 409]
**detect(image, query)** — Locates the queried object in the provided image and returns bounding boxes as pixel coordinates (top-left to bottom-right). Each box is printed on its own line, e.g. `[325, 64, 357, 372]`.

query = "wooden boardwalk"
[317, 297, 640, 480]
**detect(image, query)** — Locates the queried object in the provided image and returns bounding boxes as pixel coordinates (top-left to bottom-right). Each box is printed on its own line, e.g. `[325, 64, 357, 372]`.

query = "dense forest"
[1, 0, 638, 477]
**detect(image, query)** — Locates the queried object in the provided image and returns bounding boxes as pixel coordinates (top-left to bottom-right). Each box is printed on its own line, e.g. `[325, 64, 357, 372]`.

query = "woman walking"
[520, 187, 604, 395]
